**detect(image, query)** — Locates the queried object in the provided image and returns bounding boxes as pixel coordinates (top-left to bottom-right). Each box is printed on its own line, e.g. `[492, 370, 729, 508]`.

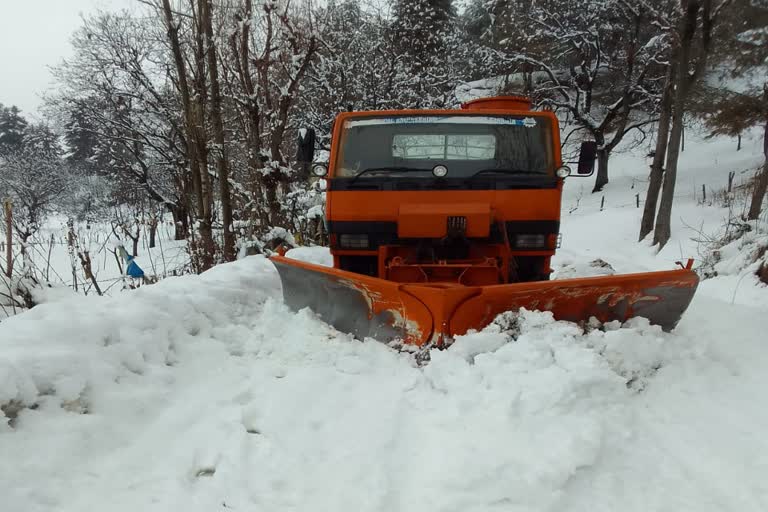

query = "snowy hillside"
[1, 128, 767, 511]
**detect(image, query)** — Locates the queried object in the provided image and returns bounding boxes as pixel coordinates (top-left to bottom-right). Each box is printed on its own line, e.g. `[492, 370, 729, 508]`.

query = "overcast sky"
[0, 0, 134, 120]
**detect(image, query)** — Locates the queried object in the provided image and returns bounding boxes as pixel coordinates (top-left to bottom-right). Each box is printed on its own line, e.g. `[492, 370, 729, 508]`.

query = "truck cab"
[313, 96, 583, 286]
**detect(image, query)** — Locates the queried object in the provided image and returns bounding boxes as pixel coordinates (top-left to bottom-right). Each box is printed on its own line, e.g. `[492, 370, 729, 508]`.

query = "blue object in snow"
[126, 256, 145, 278]
[117, 244, 145, 278]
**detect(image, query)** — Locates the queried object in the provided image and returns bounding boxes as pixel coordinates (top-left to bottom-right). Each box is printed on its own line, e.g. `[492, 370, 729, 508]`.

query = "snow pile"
[25, 280, 78, 305]
[706, 222, 768, 281]
[284, 245, 333, 266]
[455, 76, 508, 102]
[1, 273, 19, 318]
[2, 247, 768, 510]
[0, 256, 672, 511]
[0, 256, 281, 426]
[306, 204, 324, 219]
[262, 226, 296, 247]
[552, 257, 616, 279]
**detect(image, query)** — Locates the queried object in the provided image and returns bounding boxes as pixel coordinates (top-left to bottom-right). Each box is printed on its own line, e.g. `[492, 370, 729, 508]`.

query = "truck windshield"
[334, 115, 555, 178]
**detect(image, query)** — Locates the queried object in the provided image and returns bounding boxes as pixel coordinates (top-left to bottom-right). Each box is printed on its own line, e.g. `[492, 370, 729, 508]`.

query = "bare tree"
[0, 146, 68, 251]
[221, 0, 318, 228]
[653, 0, 732, 248]
[640, 61, 676, 241]
[158, 0, 215, 270]
[50, 13, 192, 241]
[481, 0, 666, 192]
[201, 0, 235, 261]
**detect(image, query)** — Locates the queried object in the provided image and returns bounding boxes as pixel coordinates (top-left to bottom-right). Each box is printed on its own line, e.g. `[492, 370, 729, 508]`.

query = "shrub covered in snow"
[696, 217, 768, 285]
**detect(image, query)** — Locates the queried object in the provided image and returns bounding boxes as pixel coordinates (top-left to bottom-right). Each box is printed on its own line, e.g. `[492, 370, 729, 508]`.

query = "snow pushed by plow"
[3, 251, 767, 511]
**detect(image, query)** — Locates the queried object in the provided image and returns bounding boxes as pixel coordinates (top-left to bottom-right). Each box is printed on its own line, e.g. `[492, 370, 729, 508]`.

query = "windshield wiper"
[470, 168, 544, 178]
[348, 166, 425, 184]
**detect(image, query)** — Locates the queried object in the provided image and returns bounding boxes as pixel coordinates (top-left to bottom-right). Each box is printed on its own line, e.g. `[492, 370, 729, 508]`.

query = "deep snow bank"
[0, 256, 281, 424]
[3, 249, 767, 511]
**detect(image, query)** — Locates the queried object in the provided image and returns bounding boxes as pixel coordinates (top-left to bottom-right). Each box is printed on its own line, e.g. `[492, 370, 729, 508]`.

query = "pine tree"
[0, 103, 28, 154]
[63, 99, 103, 172]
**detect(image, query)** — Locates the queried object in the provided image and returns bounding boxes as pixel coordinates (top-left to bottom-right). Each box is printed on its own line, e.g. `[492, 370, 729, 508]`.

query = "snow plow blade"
[271, 256, 699, 347]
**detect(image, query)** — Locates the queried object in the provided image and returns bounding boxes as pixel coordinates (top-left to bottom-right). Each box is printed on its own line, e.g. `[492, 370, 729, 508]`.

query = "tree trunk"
[592, 149, 610, 193]
[229, 0, 263, 232]
[160, 0, 212, 271]
[149, 218, 158, 249]
[747, 118, 768, 220]
[748, 161, 768, 220]
[639, 63, 675, 241]
[196, 197, 214, 270]
[192, 4, 214, 271]
[681, 122, 685, 152]
[202, 0, 235, 262]
[3, 199, 11, 278]
[653, 92, 688, 248]
[264, 174, 282, 227]
[179, 211, 188, 240]
[170, 204, 188, 240]
[653, 0, 711, 249]
[78, 251, 102, 296]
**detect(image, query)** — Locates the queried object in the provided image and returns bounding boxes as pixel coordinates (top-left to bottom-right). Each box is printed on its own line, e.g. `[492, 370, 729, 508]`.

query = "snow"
[306, 204, 324, 219]
[455, 74, 555, 103]
[263, 225, 296, 247]
[284, 245, 333, 267]
[552, 257, 616, 279]
[706, 64, 768, 94]
[4, 214, 190, 298]
[1, 127, 767, 511]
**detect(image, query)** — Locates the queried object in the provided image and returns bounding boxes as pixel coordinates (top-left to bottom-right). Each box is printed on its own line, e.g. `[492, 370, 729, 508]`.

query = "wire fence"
[1, 215, 192, 303]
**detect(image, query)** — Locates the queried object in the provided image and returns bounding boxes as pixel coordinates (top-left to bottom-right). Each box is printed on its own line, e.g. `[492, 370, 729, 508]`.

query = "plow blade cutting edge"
[270, 255, 699, 347]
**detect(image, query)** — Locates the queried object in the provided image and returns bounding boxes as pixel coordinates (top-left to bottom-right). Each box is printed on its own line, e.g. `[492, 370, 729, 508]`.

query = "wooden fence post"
[3, 198, 12, 278]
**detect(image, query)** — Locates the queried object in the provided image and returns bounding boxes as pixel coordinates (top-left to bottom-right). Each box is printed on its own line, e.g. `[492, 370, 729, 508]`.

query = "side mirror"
[577, 141, 597, 176]
[296, 127, 316, 165]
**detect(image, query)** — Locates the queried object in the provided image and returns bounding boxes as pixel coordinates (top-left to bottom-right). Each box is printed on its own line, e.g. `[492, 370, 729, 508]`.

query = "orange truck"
[271, 96, 698, 348]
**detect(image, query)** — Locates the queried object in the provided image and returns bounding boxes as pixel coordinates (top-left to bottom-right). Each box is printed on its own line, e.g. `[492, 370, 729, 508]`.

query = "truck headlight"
[515, 234, 546, 249]
[339, 234, 369, 249]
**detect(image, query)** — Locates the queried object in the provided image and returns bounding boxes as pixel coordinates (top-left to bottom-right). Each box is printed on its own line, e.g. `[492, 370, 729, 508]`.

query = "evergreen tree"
[63, 99, 103, 171]
[0, 103, 28, 154]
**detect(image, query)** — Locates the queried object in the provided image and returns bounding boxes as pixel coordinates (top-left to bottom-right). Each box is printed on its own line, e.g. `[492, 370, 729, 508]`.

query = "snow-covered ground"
[1, 214, 189, 319]
[29, 215, 190, 291]
[3, 214, 189, 301]
[1, 127, 767, 511]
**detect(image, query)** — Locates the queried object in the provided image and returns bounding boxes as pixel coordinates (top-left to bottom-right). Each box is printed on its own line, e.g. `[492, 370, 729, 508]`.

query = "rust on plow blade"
[270, 256, 699, 347]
